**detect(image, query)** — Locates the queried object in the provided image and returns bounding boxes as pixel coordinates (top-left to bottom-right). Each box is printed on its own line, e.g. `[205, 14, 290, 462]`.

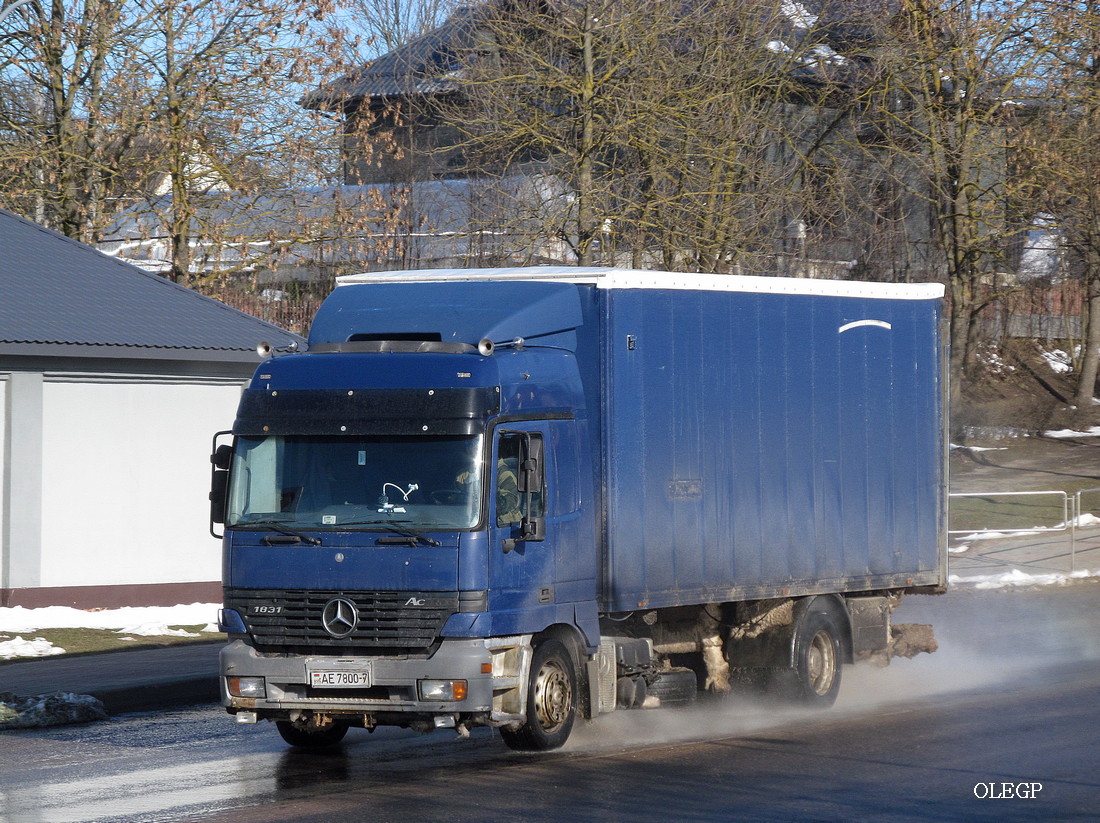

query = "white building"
[1, 209, 302, 608]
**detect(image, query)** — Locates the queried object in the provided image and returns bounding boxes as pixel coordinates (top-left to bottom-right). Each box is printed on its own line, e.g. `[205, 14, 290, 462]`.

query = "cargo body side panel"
[600, 287, 944, 612]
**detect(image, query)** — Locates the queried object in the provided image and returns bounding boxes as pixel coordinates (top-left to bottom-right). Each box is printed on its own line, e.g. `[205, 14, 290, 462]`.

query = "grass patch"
[0, 626, 221, 661]
[950, 478, 1100, 534]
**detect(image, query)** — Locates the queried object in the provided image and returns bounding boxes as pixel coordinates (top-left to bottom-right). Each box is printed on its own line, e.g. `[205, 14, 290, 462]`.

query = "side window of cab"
[496, 434, 544, 527]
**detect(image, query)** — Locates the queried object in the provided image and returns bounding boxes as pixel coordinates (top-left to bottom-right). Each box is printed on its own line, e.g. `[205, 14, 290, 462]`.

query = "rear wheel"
[276, 720, 349, 748]
[499, 639, 577, 751]
[773, 610, 842, 707]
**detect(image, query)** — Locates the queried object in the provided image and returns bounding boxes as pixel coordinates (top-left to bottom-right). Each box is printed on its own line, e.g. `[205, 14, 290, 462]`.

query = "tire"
[276, 720, 349, 748]
[645, 668, 698, 706]
[774, 610, 842, 707]
[499, 639, 577, 751]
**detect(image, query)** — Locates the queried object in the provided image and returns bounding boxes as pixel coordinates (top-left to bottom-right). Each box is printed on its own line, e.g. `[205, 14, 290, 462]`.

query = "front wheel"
[499, 639, 577, 751]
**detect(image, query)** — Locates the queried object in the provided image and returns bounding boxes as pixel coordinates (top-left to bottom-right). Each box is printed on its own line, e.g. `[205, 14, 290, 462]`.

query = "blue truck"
[211, 266, 946, 751]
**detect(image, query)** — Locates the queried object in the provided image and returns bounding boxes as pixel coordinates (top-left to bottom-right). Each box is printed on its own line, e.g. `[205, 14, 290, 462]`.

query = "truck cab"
[213, 279, 600, 749]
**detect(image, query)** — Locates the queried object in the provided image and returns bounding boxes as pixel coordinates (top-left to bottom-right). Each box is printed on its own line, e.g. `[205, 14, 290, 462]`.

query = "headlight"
[227, 676, 266, 698]
[417, 679, 468, 702]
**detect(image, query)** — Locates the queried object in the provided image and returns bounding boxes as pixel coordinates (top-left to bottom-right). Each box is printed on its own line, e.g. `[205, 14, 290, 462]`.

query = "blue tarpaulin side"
[600, 287, 944, 612]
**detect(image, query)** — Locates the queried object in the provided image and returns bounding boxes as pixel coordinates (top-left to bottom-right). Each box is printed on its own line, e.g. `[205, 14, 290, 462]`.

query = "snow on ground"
[949, 568, 1100, 589]
[0, 692, 107, 729]
[0, 603, 220, 660]
[0, 603, 221, 728]
[1040, 348, 1073, 374]
[949, 512, 1100, 588]
[0, 637, 66, 660]
[951, 513, 1100, 548]
[1045, 425, 1100, 438]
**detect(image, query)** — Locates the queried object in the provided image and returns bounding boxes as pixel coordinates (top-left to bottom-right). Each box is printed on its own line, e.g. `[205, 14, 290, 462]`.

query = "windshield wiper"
[335, 520, 443, 547]
[234, 519, 322, 546]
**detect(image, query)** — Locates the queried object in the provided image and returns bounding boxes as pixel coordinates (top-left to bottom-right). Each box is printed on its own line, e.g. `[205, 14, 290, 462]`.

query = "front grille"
[224, 588, 459, 654]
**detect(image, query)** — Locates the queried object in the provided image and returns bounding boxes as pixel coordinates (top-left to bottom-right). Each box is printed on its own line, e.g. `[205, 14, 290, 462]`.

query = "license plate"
[309, 669, 371, 688]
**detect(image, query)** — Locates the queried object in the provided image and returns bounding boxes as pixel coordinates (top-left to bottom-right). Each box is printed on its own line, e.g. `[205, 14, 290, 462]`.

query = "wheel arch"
[725, 594, 855, 670]
[499, 626, 584, 751]
[794, 594, 854, 665]
[533, 623, 588, 673]
[532, 622, 590, 718]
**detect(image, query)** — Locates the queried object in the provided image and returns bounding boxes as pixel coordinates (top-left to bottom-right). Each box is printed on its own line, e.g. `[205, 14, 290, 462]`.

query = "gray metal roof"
[0, 208, 303, 363]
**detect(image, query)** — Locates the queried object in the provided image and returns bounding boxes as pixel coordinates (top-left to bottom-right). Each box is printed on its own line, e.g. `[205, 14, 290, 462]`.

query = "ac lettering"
[973, 782, 1043, 799]
[405, 597, 426, 606]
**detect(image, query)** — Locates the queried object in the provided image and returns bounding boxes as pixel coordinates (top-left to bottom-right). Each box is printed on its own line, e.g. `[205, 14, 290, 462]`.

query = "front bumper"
[220, 637, 530, 727]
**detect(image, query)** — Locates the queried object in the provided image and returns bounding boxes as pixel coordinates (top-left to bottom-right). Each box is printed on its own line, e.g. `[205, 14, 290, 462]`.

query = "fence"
[949, 489, 1100, 573]
[979, 278, 1085, 343]
[202, 290, 323, 336]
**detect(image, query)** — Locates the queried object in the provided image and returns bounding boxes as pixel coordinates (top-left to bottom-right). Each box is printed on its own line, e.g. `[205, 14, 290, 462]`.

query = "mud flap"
[725, 623, 797, 669]
[889, 623, 939, 659]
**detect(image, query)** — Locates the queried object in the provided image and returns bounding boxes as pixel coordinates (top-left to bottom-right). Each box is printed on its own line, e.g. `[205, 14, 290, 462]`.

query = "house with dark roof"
[302, 3, 493, 186]
[298, 0, 948, 278]
[300, 0, 891, 186]
[1, 208, 302, 608]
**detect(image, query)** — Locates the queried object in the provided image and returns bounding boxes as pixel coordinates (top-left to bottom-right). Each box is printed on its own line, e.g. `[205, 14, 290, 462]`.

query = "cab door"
[489, 425, 557, 631]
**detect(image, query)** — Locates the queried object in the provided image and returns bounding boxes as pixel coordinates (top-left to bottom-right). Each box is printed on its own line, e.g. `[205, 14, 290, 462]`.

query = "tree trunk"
[575, 3, 596, 266]
[1075, 271, 1100, 409]
[165, 8, 192, 284]
[948, 272, 979, 442]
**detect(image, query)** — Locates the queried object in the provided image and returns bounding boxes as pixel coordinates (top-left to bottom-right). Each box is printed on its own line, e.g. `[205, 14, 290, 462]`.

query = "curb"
[0, 643, 223, 718]
[89, 675, 221, 715]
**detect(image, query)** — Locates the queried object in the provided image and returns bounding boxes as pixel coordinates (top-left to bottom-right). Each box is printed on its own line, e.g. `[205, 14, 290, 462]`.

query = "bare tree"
[447, 0, 836, 269]
[116, 0, 357, 283]
[0, 0, 137, 240]
[0, 0, 384, 287]
[1019, 1, 1100, 407]
[345, 0, 456, 54]
[852, 0, 1045, 418]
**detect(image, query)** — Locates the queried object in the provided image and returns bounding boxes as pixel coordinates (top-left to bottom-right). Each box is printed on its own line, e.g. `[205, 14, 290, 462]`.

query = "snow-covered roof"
[338, 265, 946, 300]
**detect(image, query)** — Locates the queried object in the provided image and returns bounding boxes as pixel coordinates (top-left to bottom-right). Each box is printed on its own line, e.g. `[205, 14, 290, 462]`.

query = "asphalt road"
[1, 585, 1098, 823]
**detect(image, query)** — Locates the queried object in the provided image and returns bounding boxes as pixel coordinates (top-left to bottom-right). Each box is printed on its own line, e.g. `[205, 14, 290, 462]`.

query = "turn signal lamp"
[418, 679, 468, 701]
[227, 676, 266, 698]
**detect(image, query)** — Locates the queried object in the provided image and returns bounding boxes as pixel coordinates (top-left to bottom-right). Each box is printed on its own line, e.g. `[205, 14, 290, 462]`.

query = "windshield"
[226, 434, 484, 531]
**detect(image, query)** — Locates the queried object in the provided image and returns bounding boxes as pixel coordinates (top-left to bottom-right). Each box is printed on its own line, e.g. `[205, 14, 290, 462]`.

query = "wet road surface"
[2, 585, 1098, 823]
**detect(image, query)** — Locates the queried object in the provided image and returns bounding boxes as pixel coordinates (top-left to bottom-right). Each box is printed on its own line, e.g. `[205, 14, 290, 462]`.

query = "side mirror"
[516, 434, 544, 541]
[212, 443, 233, 471]
[516, 436, 544, 494]
[209, 432, 233, 537]
[498, 430, 546, 546]
[210, 470, 229, 526]
[520, 513, 545, 542]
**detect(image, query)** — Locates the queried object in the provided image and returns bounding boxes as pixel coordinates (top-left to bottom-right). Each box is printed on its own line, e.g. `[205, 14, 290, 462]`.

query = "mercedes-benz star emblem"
[321, 597, 359, 638]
